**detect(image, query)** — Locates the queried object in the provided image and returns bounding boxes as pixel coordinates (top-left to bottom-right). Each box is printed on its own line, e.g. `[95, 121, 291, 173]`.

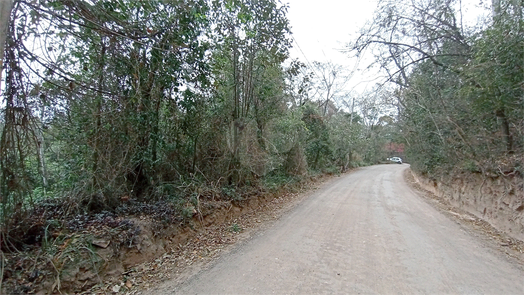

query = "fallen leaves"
[8, 176, 329, 295]
[84, 190, 311, 294]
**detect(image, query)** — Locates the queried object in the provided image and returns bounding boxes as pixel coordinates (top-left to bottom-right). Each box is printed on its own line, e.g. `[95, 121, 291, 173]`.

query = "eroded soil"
[81, 175, 334, 295]
[2, 173, 334, 295]
[404, 168, 524, 264]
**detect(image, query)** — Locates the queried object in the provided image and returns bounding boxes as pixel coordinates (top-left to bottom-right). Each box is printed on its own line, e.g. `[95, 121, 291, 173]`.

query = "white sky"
[284, 0, 490, 94]
[286, 0, 377, 65]
[285, 0, 379, 96]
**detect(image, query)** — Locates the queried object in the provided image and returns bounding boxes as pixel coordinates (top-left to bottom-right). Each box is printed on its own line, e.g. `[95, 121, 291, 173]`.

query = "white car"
[390, 157, 402, 164]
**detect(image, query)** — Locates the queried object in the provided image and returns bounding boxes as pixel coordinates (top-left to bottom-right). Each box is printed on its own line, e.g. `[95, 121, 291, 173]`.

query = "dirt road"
[152, 165, 524, 294]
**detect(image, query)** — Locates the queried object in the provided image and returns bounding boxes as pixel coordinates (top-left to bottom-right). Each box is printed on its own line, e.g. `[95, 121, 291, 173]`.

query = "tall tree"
[210, 0, 291, 184]
[0, 0, 212, 222]
[310, 61, 352, 116]
[348, 0, 470, 89]
[0, 0, 14, 90]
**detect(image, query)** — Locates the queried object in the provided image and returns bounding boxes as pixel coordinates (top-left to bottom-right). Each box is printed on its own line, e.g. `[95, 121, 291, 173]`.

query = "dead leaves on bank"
[84, 191, 303, 295]
[2, 174, 325, 294]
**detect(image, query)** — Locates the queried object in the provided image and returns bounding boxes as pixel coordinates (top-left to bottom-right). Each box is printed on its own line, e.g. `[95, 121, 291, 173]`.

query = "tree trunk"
[492, 0, 501, 19]
[38, 99, 48, 190]
[0, 0, 14, 92]
[151, 91, 163, 165]
[229, 27, 241, 184]
[496, 109, 513, 152]
[92, 40, 106, 188]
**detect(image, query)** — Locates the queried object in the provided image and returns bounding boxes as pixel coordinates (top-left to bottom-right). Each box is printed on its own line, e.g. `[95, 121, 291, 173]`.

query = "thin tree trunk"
[192, 135, 198, 173]
[229, 27, 241, 184]
[496, 109, 513, 152]
[38, 99, 47, 190]
[0, 0, 14, 92]
[92, 41, 106, 187]
[350, 97, 355, 126]
[151, 88, 163, 164]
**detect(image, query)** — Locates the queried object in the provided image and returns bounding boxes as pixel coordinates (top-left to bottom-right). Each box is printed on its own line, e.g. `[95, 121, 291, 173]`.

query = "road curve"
[156, 165, 524, 294]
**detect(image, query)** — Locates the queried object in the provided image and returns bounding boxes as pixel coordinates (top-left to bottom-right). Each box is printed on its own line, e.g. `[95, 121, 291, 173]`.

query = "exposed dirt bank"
[405, 168, 524, 263]
[2, 174, 334, 295]
[84, 187, 323, 295]
[81, 175, 335, 295]
[410, 169, 524, 242]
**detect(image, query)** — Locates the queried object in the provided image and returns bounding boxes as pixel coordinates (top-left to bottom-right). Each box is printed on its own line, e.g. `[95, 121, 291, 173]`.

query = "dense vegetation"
[0, 0, 397, 250]
[349, 0, 523, 178]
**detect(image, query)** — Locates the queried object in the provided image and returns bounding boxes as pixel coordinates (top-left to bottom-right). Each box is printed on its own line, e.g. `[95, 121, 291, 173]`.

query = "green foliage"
[302, 103, 332, 170]
[0, 0, 387, 252]
[208, 0, 292, 184]
[263, 170, 300, 191]
[390, 0, 524, 176]
[229, 223, 242, 233]
[221, 186, 241, 201]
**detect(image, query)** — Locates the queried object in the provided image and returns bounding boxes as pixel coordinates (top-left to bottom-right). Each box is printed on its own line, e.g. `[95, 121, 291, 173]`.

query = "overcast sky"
[286, 0, 377, 65]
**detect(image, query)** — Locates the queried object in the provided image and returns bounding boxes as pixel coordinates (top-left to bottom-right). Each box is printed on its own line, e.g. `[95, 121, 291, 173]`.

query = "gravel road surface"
[153, 164, 524, 294]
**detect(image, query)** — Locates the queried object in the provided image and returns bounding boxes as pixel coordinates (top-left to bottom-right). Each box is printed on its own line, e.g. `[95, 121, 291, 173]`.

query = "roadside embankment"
[12, 174, 333, 295]
[411, 170, 524, 242]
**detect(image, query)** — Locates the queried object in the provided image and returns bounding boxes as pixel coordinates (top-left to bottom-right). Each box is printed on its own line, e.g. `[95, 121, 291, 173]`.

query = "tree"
[47, 0, 210, 204]
[1, 0, 43, 241]
[301, 103, 332, 170]
[348, 0, 470, 90]
[310, 61, 352, 116]
[0, 0, 212, 236]
[285, 59, 312, 108]
[353, 0, 523, 176]
[210, 0, 291, 184]
[328, 110, 364, 170]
